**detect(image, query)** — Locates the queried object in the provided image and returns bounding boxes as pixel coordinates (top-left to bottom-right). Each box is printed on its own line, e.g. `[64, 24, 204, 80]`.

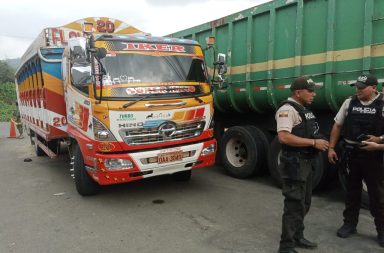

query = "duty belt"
[282, 150, 316, 159]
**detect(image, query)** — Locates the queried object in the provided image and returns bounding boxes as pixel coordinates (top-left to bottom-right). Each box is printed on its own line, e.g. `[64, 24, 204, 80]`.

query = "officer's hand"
[360, 141, 381, 151]
[328, 149, 338, 164]
[366, 135, 381, 143]
[314, 139, 329, 151]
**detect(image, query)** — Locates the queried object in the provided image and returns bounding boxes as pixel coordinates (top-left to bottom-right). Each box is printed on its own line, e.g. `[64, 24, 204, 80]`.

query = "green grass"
[0, 82, 17, 122]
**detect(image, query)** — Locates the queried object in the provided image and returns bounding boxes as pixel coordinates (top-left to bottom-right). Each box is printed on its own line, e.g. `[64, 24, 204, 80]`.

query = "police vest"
[345, 94, 384, 142]
[278, 100, 319, 156]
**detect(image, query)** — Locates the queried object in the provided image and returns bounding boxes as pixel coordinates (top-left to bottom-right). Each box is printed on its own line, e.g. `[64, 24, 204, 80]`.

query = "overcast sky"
[0, 0, 270, 60]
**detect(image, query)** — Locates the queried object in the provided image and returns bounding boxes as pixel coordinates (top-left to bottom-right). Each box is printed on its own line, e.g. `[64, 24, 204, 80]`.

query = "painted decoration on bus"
[103, 41, 198, 55]
[121, 43, 185, 52]
[125, 86, 196, 95]
[97, 84, 204, 97]
[110, 105, 209, 132]
[72, 102, 89, 132]
[98, 142, 116, 152]
[46, 17, 143, 46]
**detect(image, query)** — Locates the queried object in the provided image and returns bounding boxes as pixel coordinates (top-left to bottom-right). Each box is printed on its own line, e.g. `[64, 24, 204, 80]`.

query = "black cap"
[351, 74, 378, 88]
[290, 76, 320, 91]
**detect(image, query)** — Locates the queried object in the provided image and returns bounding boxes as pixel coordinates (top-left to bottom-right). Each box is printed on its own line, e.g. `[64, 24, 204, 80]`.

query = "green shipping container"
[170, 0, 384, 114]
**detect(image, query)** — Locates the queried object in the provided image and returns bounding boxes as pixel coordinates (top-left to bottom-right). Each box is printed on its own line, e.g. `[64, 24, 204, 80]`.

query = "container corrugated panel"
[170, 0, 384, 113]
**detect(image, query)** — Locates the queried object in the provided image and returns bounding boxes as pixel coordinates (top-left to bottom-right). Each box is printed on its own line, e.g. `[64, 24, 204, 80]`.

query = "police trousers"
[279, 158, 313, 250]
[344, 153, 384, 232]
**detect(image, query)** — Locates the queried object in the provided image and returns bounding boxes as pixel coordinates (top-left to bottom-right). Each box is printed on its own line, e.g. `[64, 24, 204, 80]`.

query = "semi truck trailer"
[170, 0, 384, 204]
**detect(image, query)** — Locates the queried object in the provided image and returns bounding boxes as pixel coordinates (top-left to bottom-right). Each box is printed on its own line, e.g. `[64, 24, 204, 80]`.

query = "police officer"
[328, 74, 384, 247]
[276, 76, 329, 253]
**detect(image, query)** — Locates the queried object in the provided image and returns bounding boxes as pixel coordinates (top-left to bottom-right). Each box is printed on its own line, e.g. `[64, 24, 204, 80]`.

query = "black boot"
[337, 223, 357, 238]
[295, 238, 318, 249]
[378, 232, 384, 247]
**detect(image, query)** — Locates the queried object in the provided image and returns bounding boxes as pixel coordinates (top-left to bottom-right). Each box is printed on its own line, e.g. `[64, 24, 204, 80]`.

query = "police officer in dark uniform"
[276, 76, 329, 253]
[328, 74, 384, 247]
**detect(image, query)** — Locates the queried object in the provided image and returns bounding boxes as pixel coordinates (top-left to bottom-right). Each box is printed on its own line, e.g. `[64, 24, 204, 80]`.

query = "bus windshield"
[97, 53, 209, 99]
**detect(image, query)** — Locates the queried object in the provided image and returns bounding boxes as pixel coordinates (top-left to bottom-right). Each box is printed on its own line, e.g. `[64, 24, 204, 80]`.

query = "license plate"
[158, 151, 183, 164]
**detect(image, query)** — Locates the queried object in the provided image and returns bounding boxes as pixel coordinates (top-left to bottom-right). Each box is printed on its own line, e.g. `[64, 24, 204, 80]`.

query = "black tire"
[267, 136, 327, 190]
[172, 170, 192, 181]
[312, 152, 329, 190]
[220, 126, 263, 178]
[73, 144, 99, 196]
[213, 119, 225, 165]
[312, 151, 335, 191]
[244, 125, 270, 175]
[268, 137, 283, 187]
[338, 169, 369, 209]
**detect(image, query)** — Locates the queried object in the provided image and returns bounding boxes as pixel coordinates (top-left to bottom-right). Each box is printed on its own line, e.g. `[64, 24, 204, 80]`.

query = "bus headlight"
[104, 159, 134, 171]
[201, 143, 216, 156]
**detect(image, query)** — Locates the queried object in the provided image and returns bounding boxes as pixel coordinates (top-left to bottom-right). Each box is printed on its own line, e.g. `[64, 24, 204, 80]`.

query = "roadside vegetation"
[0, 60, 17, 122]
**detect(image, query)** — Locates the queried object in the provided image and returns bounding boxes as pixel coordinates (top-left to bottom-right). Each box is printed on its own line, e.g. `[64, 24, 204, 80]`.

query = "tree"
[0, 82, 16, 121]
[0, 60, 16, 121]
[0, 60, 15, 84]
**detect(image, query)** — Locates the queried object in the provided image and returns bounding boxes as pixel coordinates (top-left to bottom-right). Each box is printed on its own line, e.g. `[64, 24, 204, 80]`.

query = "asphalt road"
[0, 122, 381, 253]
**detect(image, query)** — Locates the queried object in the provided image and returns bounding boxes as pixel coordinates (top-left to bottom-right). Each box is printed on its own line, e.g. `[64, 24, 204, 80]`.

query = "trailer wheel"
[73, 144, 99, 196]
[244, 125, 270, 175]
[220, 126, 263, 178]
[312, 151, 333, 191]
[338, 169, 369, 209]
[267, 137, 283, 187]
[267, 136, 326, 190]
[172, 170, 192, 181]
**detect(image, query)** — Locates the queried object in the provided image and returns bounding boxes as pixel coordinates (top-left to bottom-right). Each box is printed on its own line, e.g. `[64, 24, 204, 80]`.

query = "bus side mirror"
[216, 53, 227, 75]
[69, 37, 89, 64]
[217, 53, 226, 65]
[71, 64, 92, 86]
[213, 53, 227, 89]
[96, 47, 107, 60]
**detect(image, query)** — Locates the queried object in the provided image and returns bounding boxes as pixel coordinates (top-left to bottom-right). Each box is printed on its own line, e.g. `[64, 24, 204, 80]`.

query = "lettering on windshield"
[125, 86, 196, 95]
[103, 73, 141, 85]
[122, 43, 186, 52]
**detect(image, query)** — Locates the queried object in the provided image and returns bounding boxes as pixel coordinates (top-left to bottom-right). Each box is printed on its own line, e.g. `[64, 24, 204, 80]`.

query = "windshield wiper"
[122, 93, 158, 108]
[164, 86, 205, 104]
[192, 94, 204, 103]
[174, 90, 204, 104]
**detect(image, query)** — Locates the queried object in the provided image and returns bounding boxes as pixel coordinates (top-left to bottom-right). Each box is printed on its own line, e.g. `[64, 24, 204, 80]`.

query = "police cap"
[351, 74, 378, 89]
[290, 76, 321, 92]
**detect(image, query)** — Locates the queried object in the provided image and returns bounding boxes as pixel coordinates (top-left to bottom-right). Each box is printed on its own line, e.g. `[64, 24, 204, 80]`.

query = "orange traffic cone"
[8, 119, 17, 138]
